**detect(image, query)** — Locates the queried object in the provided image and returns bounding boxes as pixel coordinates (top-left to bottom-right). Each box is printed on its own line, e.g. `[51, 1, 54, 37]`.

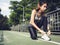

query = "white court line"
[4, 35, 9, 41]
[7, 31, 60, 45]
[38, 38, 60, 45]
[19, 33, 60, 45]
[4, 35, 11, 43]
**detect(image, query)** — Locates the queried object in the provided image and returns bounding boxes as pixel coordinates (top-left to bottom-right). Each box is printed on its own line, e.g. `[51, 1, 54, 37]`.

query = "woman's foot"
[41, 34, 51, 41]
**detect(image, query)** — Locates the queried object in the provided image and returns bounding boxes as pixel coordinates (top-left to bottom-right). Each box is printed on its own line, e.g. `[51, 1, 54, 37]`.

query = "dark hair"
[36, 0, 47, 12]
[39, 0, 47, 6]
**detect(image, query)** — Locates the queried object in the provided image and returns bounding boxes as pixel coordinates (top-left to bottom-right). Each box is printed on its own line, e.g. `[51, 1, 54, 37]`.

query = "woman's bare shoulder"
[32, 9, 36, 13]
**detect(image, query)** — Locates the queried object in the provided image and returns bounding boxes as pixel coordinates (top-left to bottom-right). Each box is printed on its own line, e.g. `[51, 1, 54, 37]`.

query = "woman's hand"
[47, 30, 51, 36]
[39, 30, 46, 35]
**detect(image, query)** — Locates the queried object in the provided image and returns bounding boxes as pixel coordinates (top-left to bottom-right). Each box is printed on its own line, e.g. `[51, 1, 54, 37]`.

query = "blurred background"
[0, 0, 60, 45]
[1, 0, 60, 34]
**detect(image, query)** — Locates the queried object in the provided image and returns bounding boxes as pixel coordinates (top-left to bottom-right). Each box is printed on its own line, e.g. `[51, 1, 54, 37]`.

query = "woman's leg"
[43, 17, 51, 36]
[28, 25, 37, 40]
[43, 16, 48, 32]
[37, 16, 48, 33]
[38, 16, 50, 40]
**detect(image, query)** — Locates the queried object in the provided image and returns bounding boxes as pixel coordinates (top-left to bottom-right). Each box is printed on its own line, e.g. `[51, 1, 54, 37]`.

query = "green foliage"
[9, 0, 38, 25]
[0, 14, 10, 30]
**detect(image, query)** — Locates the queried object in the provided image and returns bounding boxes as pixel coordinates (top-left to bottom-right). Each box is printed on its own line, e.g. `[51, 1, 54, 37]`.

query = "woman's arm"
[47, 24, 51, 36]
[30, 9, 45, 34]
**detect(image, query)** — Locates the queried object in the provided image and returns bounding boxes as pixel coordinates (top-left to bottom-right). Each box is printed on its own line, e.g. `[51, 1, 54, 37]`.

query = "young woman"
[28, 1, 51, 40]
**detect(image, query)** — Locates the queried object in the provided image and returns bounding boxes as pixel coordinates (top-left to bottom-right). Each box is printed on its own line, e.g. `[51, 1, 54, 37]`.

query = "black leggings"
[28, 16, 48, 40]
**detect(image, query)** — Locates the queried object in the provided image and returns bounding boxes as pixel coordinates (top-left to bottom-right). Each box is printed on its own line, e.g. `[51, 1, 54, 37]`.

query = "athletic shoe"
[41, 34, 50, 41]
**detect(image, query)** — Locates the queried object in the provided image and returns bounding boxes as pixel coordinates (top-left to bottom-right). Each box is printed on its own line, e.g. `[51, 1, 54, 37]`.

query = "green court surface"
[0, 31, 60, 45]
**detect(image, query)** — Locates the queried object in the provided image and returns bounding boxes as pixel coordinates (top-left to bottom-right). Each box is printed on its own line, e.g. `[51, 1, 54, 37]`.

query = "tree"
[9, 0, 39, 25]
[9, 1, 21, 25]
[0, 9, 10, 30]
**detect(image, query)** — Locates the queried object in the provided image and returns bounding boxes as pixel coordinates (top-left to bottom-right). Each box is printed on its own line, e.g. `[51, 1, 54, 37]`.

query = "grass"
[0, 30, 60, 45]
